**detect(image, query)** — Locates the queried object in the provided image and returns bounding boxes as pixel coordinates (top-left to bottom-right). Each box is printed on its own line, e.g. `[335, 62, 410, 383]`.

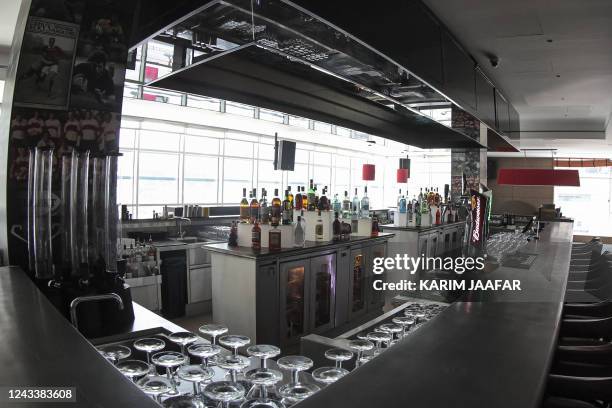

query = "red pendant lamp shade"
[362, 164, 376, 181]
[396, 168, 409, 183]
[497, 168, 580, 187]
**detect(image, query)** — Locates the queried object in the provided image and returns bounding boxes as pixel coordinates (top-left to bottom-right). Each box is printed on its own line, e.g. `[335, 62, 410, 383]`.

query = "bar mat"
[502, 252, 538, 269]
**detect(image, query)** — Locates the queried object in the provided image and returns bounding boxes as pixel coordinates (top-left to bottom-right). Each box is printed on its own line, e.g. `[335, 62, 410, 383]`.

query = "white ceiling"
[424, 0, 612, 139]
[2, 0, 611, 156]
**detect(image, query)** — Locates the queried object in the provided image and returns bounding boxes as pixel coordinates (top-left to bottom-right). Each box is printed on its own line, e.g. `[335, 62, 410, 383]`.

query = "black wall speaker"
[487, 158, 498, 180]
[399, 158, 411, 170]
[274, 133, 296, 171]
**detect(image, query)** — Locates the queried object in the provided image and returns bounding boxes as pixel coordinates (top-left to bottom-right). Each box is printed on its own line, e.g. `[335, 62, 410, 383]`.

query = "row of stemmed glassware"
[97, 322, 378, 407]
[485, 231, 529, 262]
[350, 302, 445, 360]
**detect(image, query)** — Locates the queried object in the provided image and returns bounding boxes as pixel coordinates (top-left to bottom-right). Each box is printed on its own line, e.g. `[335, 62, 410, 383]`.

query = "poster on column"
[9, 107, 122, 182]
[14, 17, 79, 109]
[69, 2, 129, 112]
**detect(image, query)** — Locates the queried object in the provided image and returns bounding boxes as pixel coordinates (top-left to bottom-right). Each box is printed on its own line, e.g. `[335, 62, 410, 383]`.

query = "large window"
[555, 167, 612, 236]
[118, 115, 452, 218]
[119, 38, 452, 218]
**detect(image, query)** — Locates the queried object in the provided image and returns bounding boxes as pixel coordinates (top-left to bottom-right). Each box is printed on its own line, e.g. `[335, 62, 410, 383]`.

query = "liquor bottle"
[240, 187, 249, 222]
[407, 199, 413, 222]
[332, 193, 341, 214]
[352, 188, 360, 215]
[295, 187, 303, 211]
[371, 216, 379, 237]
[333, 211, 341, 241]
[282, 190, 293, 225]
[397, 189, 402, 208]
[415, 206, 421, 227]
[301, 186, 308, 210]
[260, 188, 269, 224]
[314, 185, 319, 210]
[434, 187, 441, 206]
[435, 207, 441, 225]
[271, 188, 282, 227]
[294, 216, 305, 247]
[360, 186, 370, 218]
[251, 221, 261, 250]
[250, 188, 259, 223]
[342, 191, 351, 219]
[399, 194, 407, 214]
[315, 210, 324, 241]
[319, 186, 329, 211]
[421, 190, 429, 214]
[307, 180, 316, 211]
[228, 221, 238, 247]
[287, 186, 294, 207]
[269, 226, 281, 251]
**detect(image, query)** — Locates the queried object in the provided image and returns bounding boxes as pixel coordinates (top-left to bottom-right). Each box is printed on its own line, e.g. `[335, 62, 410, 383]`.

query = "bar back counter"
[0, 221, 573, 407]
[297, 221, 574, 408]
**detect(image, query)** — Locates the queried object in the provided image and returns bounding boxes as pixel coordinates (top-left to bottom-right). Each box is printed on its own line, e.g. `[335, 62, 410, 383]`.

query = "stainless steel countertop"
[0, 266, 160, 408]
[379, 220, 465, 232]
[203, 233, 394, 260]
[297, 221, 574, 408]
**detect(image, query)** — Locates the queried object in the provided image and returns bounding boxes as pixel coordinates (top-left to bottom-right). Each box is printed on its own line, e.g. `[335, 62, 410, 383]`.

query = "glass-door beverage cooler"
[279, 253, 337, 347]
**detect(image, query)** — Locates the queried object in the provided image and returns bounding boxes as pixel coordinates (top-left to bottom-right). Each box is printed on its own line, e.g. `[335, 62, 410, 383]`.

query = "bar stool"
[137, 375, 173, 403]
[98, 344, 131, 365]
[116, 359, 150, 383]
[277, 356, 320, 403]
[241, 368, 285, 408]
[152, 351, 188, 396]
[162, 395, 206, 408]
[188, 343, 222, 369]
[367, 331, 391, 355]
[217, 354, 251, 384]
[134, 337, 166, 375]
[312, 349, 352, 385]
[247, 345, 281, 369]
[379, 323, 403, 346]
[219, 335, 251, 357]
[392, 316, 415, 339]
[199, 324, 229, 346]
[203, 381, 245, 408]
[347, 339, 374, 369]
[169, 331, 199, 360]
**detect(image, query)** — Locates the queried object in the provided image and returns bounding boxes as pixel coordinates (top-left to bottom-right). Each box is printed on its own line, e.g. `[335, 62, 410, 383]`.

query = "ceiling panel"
[424, 0, 612, 134]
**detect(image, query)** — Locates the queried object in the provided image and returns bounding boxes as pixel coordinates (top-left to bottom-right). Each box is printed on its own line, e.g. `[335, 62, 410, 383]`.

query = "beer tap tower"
[27, 147, 134, 338]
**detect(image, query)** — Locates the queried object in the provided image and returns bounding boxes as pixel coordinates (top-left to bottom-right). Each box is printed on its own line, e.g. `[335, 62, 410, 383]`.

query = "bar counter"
[297, 221, 574, 408]
[203, 232, 394, 260]
[0, 221, 573, 407]
[0, 266, 161, 408]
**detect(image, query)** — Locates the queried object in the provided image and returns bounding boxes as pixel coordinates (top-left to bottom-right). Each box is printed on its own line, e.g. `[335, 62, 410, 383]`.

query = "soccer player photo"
[14, 17, 79, 109]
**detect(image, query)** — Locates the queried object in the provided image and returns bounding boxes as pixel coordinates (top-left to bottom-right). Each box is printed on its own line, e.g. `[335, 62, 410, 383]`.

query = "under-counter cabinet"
[188, 266, 212, 304]
[380, 222, 466, 274]
[279, 254, 336, 347]
[206, 235, 391, 347]
[126, 275, 162, 311]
